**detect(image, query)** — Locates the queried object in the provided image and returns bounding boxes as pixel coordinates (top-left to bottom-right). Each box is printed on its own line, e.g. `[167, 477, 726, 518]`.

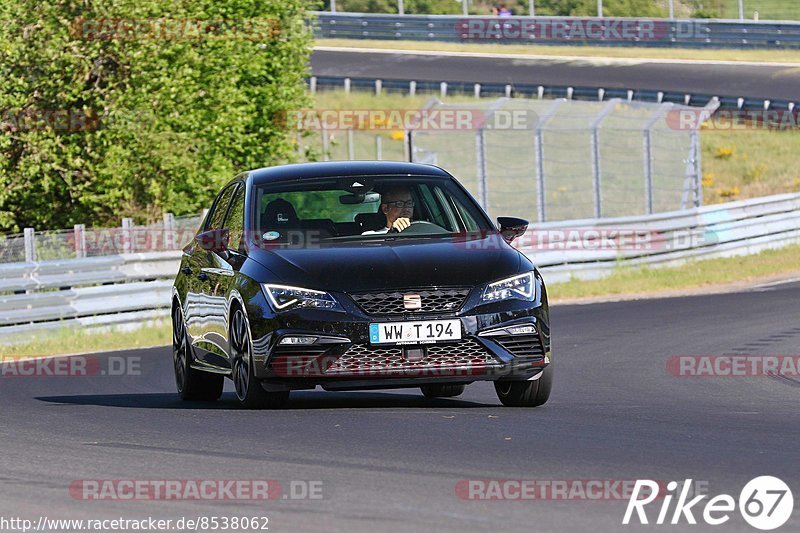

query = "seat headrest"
[261, 198, 299, 228]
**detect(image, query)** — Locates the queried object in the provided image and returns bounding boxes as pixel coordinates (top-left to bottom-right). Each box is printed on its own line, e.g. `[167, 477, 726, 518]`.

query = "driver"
[362, 186, 414, 234]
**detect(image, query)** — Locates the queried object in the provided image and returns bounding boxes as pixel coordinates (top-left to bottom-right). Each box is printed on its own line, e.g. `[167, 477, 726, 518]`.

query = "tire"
[420, 383, 466, 398]
[494, 364, 553, 407]
[230, 307, 289, 409]
[172, 304, 224, 401]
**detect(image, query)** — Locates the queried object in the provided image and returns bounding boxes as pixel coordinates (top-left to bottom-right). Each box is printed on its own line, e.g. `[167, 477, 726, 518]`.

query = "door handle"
[181, 267, 192, 275]
[197, 272, 209, 281]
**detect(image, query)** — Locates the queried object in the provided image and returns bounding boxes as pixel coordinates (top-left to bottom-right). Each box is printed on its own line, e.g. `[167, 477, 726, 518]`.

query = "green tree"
[0, 0, 313, 232]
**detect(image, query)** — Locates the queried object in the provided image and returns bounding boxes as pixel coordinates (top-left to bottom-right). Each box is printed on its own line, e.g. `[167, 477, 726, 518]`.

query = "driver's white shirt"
[361, 226, 391, 235]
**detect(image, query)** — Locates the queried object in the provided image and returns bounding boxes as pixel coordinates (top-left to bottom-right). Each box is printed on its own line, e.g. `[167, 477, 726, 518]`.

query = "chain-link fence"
[0, 213, 203, 264]
[297, 97, 716, 222]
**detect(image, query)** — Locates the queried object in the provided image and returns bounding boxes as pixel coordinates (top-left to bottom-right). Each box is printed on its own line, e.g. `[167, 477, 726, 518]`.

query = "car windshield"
[252, 176, 492, 244]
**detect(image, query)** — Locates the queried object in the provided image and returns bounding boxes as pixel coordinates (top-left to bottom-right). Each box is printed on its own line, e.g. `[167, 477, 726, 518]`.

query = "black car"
[172, 161, 551, 408]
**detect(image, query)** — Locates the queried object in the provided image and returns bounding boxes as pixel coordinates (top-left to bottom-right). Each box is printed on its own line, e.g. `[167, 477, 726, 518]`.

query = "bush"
[0, 0, 314, 232]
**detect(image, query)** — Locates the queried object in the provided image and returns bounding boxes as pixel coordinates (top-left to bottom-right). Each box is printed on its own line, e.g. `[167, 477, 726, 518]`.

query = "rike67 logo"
[623, 477, 793, 530]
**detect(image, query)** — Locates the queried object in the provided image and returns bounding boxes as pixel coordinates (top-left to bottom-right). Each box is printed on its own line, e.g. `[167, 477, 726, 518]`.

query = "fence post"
[121, 218, 133, 254]
[404, 130, 413, 162]
[163, 212, 176, 251]
[398, 0, 404, 15]
[668, 0, 674, 18]
[529, 0, 535, 16]
[475, 128, 488, 211]
[463, 0, 469, 16]
[375, 135, 383, 160]
[321, 125, 330, 161]
[738, 0, 744, 20]
[533, 99, 564, 223]
[74, 224, 86, 258]
[691, 130, 703, 207]
[590, 99, 619, 219]
[597, 0, 603, 17]
[642, 103, 673, 215]
[347, 128, 355, 160]
[330, 0, 336, 12]
[24, 227, 36, 262]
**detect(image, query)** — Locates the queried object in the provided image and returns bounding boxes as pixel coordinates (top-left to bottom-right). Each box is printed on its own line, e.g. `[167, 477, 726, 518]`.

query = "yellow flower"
[702, 173, 715, 188]
[390, 130, 405, 141]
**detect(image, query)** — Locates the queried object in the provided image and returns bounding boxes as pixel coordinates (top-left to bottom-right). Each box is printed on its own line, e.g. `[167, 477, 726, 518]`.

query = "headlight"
[262, 284, 343, 312]
[481, 272, 535, 303]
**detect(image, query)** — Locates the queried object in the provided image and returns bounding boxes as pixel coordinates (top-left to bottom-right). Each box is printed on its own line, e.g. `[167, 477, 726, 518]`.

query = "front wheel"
[230, 307, 289, 409]
[172, 305, 224, 401]
[494, 364, 552, 407]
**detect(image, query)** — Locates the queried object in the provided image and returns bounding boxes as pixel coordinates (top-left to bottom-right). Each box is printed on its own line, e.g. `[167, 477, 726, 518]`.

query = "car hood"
[248, 236, 522, 292]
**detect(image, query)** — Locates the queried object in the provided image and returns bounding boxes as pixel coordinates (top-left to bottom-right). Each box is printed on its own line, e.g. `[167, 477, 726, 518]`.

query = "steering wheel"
[391, 220, 449, 235]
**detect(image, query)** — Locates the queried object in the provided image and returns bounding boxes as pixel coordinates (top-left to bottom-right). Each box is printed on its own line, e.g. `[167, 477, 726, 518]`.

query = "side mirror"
[196, 228, 230, 254]
[497, 216, 528, 244]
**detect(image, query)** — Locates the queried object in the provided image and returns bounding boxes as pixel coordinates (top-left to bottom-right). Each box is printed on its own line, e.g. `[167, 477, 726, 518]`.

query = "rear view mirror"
[196, 228, 229, 253]
[497, 216, 528, 244]
[340, 192, 380, 205]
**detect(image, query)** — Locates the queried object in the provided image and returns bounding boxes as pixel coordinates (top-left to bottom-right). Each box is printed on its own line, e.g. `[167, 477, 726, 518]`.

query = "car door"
[203, 183, 246, 364]
[186, 182, 238, 363]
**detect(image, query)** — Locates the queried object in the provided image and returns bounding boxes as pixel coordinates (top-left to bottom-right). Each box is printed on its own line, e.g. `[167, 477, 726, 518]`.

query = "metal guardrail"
[2, 192, 799, 341]
[310, 75, 798, 117]
[313, 13, 800, 49]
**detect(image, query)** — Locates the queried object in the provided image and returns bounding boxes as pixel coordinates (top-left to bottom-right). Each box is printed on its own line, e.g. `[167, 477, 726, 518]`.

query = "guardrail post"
[24, 228, 36, 262]
[474, 83, 480, 98]
[375, 79, 382, 96]
[409, 81, 416, 97]
[121, 218, 133, 254]
[375, 135, 382, 160]
[74, 224, 86, 258]
[330, 0, 336, 13]
[440, 82, 447, 98]
[347, 128, 355, 160]
[163, 212, 176, 251]
[398, 0, 404, 15]
[309, 76, 317, 94]
[738, 0, 744, 20]
[344, 77, 351, 94]
[463, 0, 469, 16]
[475, 128, 488, 211]
[597, 0, 603, 17]
[529, 0, 535, 16]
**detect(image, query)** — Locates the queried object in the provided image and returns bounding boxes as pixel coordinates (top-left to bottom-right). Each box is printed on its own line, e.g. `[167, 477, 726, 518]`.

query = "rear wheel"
[230, 307, 289, 409]
[172, 305, 224, 401]
[420, 384, 465, 398]
[494, 364, 552, 407]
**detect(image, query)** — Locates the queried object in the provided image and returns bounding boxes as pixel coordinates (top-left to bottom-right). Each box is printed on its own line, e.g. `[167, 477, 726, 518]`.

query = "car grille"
[349, 288, 471, 315]
[324, 338, 500, 376]
[491, 334, 545, 360]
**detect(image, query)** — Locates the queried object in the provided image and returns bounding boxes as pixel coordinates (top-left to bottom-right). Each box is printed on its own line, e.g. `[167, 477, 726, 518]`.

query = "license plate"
[369, 319, 461, 345]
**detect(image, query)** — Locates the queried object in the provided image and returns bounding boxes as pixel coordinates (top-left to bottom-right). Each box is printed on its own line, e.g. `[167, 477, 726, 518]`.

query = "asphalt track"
[311, 48, 800, 101]
[1, 281, 799, 532]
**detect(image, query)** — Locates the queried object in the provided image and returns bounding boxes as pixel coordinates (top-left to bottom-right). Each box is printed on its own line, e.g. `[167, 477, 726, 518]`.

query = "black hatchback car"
[172, 161, 551, 408]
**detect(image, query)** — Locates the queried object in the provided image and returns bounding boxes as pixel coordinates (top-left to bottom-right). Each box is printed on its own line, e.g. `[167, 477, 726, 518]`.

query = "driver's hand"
[391, 217, 411, 232]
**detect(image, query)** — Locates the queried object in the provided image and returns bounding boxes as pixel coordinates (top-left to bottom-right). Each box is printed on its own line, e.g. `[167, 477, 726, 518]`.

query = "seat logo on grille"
[403, 294, 422, 310]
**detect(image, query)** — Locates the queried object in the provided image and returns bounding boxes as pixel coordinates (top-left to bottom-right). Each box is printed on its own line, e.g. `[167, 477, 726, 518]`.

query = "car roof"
[247, 161, 451, 185]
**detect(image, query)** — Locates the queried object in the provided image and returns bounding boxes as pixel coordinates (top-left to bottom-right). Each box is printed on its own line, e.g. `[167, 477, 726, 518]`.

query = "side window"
[223, 185, 245, 252]
[206, 184, 237, 231]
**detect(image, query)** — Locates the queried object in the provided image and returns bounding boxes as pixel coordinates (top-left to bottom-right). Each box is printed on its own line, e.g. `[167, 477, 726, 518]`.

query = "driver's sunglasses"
[384, 200, 415, 209]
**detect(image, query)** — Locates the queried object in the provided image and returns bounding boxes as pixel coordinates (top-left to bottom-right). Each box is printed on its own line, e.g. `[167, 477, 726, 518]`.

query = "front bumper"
[248, 283, 551, 391]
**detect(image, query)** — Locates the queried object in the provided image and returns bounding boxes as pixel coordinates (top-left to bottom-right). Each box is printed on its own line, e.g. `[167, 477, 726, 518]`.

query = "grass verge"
[315, 38, 800, 64]
[548, 243, 800, 302]
[0, 319, 171, 359]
